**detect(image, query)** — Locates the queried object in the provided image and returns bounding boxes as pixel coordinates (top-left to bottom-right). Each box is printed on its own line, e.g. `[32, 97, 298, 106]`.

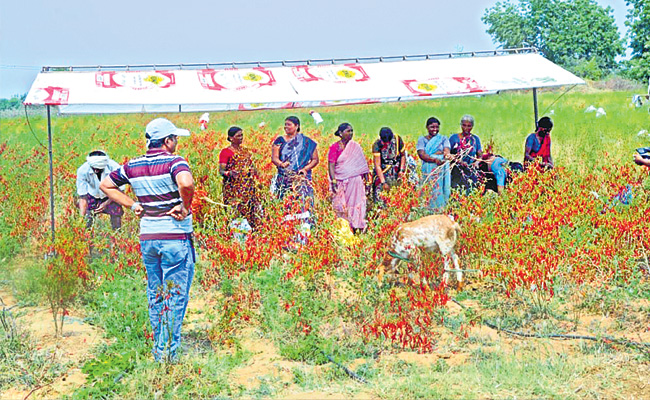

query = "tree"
[482, 0, 624, 79]
[624, 0, 650, 82]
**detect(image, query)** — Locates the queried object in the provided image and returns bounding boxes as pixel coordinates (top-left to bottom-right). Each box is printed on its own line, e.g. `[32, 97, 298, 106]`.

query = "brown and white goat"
[380, 214, 462, 286]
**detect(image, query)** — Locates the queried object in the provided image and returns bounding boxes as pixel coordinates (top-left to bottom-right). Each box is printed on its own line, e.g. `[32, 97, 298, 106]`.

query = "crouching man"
[77, 150, 124, 229]
[100, 118, 195, 363]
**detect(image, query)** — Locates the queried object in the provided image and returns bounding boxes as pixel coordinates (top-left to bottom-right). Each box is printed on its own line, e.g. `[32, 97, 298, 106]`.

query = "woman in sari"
[371, 127, 406, 202]
[328, 123, 370, 231]
[271, 116, 319, 200]
[416, 117, 451, 210]
[524, 116, 554, 169]
[219, 126, 261, 228]
[449, 114, 483, 193]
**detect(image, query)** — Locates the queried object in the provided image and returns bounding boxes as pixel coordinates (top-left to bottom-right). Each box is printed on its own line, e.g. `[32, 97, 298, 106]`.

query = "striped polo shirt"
[108, 148, 192, 240]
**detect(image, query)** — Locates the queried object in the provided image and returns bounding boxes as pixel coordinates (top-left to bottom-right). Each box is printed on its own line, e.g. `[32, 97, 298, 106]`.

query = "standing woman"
[271, 116, 319, 200]
[371, 127, 406, 201]
[449, 114, 483, 192]
[417, 117, 451, 210]
[328, 123, 370, 232]
[524, 116, 554, 169]
[219, 126, 261, 228]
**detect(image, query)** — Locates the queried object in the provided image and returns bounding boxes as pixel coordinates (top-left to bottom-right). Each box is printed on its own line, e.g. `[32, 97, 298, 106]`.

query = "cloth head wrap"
[87, 155, 109, 170]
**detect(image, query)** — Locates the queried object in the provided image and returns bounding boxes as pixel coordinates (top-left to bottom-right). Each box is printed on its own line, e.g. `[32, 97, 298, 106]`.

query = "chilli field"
[1, 86, 650, 399]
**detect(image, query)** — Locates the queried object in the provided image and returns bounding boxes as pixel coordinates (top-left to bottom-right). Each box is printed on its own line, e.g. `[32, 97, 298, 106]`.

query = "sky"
[0, 0, 629, 99]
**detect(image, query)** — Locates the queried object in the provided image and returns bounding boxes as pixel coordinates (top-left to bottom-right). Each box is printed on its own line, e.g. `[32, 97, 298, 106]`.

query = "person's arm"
[417, 149, 443, 165]
[299, 148, 319, 174]
[100, 176, 143, 217]
[634, 153, 650, 167]
[373, 154, 387, 185]
[328, 160, 338, 192]
[76, 168, 89, 216]
[545, 156, 554, 169]
[78, 196, 88, 216]
[399, 152, 406, 177]
[271, 144, 289, 169]
[219, 163, 237, 179]
[524, 135, 536, 163]
[165, 171, 194, 221]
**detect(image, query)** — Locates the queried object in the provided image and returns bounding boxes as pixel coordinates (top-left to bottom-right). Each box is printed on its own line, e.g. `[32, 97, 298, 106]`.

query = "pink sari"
[332, 140, 370, 229]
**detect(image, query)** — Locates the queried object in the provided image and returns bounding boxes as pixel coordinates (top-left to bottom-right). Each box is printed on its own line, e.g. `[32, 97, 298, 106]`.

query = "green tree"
[482, 0, 624, 79]
[0, 94, 26, 111]
[624, 0, 650, 82]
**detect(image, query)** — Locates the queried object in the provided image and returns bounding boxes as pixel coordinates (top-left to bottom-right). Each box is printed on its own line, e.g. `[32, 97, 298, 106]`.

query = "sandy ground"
[0, 288, 106, 400]
[2, 286, 649, 399]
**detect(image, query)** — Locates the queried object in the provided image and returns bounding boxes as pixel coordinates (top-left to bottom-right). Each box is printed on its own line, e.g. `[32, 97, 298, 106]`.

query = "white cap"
[145, 118, 190, 140]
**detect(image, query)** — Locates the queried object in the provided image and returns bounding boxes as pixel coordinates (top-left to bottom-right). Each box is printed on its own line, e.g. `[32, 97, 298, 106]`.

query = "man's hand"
[634, 153, 645, 165]
[132, 202, 144, 217]
[166, 204, 189, 221]
[94, 200, 109, 214]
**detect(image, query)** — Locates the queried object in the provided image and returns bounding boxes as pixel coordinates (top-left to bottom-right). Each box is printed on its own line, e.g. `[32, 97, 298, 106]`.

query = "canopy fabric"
[24, 53, 584, 114]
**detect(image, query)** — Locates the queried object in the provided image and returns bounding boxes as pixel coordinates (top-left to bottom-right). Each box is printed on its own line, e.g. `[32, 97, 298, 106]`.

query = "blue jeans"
[140, 238, 195, 362]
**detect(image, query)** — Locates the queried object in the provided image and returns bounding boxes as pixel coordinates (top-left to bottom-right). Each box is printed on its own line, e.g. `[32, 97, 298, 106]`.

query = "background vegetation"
[1, 86, 649, 399]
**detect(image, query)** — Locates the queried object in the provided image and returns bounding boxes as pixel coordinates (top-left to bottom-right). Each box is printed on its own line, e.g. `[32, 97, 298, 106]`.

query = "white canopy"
[25, 51, 584, 114]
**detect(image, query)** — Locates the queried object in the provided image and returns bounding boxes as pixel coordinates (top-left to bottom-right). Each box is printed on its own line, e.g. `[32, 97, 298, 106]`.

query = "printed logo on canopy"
[238, 102, 292, 111]
[29, 87, 70, 105]
[197, 68, 276, 91]
[402, 77, 485, 96]
[294, 99, 380, 108]
[292, 64, 370, 83]
[95, 71, 176, 90]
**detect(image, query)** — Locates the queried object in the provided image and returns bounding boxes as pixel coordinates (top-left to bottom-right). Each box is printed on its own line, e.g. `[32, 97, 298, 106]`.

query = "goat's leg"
[442, 254, 451, 285]
[452, 252, 462, 283]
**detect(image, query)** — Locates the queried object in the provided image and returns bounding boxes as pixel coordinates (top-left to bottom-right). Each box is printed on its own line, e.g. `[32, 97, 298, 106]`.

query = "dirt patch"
[0, 288, 105, 399]
[230, 328, 297, 389]
[280, 390, 376, 399]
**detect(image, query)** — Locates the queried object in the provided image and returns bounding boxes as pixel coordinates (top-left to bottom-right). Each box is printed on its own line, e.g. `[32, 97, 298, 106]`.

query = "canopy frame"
[27, 47, 583, 242]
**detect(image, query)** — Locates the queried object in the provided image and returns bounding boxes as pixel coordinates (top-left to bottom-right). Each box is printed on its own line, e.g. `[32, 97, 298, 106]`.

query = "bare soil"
[2, 286, 649, 399]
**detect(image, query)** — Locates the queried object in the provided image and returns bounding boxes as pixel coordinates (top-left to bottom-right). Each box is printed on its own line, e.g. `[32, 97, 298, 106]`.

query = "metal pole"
[47, 105, 55, 242]
[533, 88, 539, 127]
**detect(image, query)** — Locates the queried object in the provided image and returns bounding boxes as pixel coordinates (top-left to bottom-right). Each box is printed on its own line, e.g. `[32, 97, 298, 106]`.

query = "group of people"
[74, 113, 555, 363]
[214, 114, 555, 233]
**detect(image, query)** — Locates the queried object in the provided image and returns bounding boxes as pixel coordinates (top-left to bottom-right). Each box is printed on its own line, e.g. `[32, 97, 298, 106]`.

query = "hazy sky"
[0, 0, 629, 98]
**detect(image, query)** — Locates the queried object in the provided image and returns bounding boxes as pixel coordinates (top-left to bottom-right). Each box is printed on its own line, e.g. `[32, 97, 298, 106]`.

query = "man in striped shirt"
[100, 118, 195, 363]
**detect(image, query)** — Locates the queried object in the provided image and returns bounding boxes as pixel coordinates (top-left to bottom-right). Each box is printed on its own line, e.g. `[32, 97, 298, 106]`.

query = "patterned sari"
[222, 147, 260, 228]
[421, 135, 451, 210]
[274, 134, 318, 199]
[332, 140, 370, 230]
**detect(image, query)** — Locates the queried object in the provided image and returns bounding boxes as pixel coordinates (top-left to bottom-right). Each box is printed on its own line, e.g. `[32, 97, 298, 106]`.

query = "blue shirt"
[449, 134, 482, 164]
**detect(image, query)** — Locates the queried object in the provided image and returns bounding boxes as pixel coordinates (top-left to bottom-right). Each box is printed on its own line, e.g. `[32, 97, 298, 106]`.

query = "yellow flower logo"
[144, 75, 163, 85]
[243, 73, 262, 82]
[417, 83, 437, 92]
[336, 69, 356, 79]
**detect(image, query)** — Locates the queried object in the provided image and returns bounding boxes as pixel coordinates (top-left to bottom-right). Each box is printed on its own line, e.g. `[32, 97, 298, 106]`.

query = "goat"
[380, 214, 462, 287]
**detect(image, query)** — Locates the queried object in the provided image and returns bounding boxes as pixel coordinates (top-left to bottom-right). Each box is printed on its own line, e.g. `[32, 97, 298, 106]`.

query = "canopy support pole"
[47, 105, 55, 242]
[533, 88, 539, 126]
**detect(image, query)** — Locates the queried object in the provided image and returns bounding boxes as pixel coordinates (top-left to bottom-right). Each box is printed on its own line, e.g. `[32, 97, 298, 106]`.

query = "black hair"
[537, 116, 553, 130]
[88, 150, 106, 157]
[335, 122, 352, 137]
[146, 134, 176, 149]
[285, 116, 301, 132]
[227, 126, 242, 142]
[379, 127, 393, 143]
[426, 117, 441, 127]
